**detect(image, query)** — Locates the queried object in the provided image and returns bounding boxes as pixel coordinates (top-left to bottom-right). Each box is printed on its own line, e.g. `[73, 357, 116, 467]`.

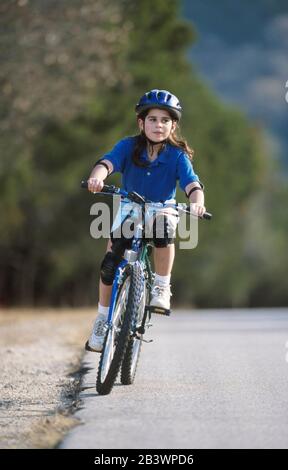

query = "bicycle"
[81, 181, 212, 395]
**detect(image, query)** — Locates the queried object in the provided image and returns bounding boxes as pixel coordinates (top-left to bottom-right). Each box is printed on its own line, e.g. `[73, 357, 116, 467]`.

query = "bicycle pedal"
[141, 338, 153, 344]
[145, 305, 171, 316]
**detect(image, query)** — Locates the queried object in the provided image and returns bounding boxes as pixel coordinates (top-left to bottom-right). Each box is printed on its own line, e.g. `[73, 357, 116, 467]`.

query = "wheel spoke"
[100, 328, 115, 383]
[113, 277, 130, 326]
[97, 269, 132, 393]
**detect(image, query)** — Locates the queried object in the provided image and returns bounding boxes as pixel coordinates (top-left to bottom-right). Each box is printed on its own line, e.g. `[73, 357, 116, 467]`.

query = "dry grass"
[0, 308, 96, 449]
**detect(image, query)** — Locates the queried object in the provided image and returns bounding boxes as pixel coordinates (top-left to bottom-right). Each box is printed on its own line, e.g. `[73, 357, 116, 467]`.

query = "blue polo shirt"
[97, 136, 200, 202]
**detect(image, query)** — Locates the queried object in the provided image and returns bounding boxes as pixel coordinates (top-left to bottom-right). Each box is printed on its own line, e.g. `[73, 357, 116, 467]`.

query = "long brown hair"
[132, 110, 194, 168]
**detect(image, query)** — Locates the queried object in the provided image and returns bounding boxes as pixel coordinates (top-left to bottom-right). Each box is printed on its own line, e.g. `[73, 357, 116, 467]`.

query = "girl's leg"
[153, 244, 175, 275]
[99, 280, 113, 307]
[99, 238, 113, 307]
[86, 238, 113, 352]
[87, 235, 131, 352]
[98, 236, 130, 307]
[150, 244, 175, 310]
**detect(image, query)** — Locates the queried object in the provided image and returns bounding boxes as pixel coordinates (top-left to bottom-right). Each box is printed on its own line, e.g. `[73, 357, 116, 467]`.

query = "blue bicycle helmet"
[135, 89, 182, 121]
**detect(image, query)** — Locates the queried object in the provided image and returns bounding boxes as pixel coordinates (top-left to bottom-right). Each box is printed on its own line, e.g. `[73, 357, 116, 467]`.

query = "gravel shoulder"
[0, 308, 95, 449]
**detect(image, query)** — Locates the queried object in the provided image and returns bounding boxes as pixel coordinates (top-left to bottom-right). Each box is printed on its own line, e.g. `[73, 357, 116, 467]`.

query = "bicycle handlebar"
[81, 180, 212, 220]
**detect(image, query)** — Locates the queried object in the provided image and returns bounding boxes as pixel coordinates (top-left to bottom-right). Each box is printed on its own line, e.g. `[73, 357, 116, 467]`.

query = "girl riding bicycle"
[86, 89, 206, 352]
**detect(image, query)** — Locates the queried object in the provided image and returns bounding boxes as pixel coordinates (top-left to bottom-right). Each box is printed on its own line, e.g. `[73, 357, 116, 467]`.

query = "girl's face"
[138, 108, 177, 143]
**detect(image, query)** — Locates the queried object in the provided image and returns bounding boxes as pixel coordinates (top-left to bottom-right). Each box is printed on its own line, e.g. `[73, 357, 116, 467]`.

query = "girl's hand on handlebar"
[190, 203, 206, 218]
[88, 178, 104, 193]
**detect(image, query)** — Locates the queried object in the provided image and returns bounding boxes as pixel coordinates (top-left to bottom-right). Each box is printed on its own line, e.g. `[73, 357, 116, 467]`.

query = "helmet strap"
[146, 139, 167, 162]
[146, 136, 167, 145]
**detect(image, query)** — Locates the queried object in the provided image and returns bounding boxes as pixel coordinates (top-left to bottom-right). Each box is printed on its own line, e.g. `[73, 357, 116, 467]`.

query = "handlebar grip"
[81, 180, 110, 192]
[203, 212, 212, 220]
[185, 207, 212, 220]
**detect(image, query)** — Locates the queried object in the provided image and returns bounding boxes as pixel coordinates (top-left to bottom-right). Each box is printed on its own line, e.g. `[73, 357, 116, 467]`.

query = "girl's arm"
[88, 159, 114, 193]
[185, 181, 206, 217]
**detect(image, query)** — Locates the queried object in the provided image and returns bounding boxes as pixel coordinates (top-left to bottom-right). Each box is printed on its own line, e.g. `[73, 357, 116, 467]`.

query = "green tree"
[0, 0, 285, 307]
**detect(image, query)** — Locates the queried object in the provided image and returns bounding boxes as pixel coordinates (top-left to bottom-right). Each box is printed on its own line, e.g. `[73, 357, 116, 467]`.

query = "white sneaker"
[85, 314, 108, 353]
[150, 284, 172, 310]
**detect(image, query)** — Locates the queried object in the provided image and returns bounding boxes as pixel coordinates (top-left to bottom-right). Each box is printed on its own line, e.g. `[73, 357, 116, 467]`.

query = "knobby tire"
[120, 262, 145, 385]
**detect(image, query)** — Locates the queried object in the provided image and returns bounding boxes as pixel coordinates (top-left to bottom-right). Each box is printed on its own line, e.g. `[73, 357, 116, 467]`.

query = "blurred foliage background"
[0, 0, 287, 308]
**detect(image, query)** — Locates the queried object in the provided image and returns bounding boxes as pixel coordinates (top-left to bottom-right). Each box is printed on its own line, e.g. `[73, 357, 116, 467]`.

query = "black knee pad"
[100, 252, 119, 286]
[110, 237, 132, 256]
[153, 237, 174, 248]
[100, 237, 132, 286]
[152, 214, 174, 248]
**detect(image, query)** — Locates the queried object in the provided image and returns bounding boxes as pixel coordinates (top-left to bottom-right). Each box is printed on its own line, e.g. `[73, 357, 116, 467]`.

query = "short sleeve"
[95, 138, 133, 174]
[176, 153, 200, 191]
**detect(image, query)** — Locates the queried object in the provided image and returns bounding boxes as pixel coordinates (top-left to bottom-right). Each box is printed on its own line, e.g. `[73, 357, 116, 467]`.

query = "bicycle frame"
[107, 212, 153, 329]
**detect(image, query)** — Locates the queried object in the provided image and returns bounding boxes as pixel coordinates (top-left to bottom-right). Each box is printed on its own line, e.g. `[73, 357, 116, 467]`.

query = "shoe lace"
[94, 317, 107, 336]
[152, 285, 172, 297]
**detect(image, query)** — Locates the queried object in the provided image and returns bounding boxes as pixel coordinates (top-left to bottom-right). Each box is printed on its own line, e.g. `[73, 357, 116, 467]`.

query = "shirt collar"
[141, 145, 170, 166]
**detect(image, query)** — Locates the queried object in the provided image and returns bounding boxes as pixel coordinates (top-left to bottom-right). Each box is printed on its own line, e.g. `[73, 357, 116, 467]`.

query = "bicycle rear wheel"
[120, 262, 146, 385]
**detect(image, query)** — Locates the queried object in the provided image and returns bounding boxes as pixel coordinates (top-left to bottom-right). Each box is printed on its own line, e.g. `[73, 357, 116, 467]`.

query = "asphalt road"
[60, 309, 288, 449]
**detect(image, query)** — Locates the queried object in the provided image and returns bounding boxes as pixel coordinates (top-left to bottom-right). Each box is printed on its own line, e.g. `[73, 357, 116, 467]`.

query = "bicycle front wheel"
[96, 264, 132, 395]
[120, 262, 146, 385]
